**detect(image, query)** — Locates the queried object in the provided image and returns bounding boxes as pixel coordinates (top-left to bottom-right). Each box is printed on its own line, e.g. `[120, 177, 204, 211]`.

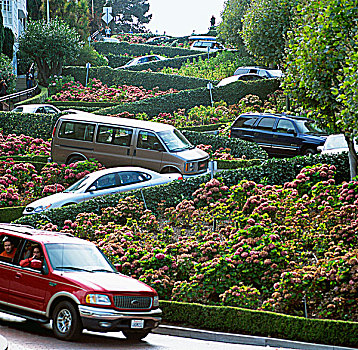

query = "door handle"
[133, 149, 136, 156]
[15, 272, 22, 279]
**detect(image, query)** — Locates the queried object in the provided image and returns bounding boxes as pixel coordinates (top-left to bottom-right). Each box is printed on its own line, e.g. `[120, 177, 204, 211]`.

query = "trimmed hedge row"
[14, 85, 48, 106]
[106, 53, 134, 68]
[62, 66, 212, 92]
[0, 206, 25, 223]
[0, 112, 58, 140]
[179, 123, 226, 132]
[14, 152, 349, 228]
[96, 78, 280, 117]
[93, 41, 199, 58]
[119, 52, 218, 71]
[0, 155, 48, 172]
[216, 158, 263, 169]
[160, 301, 358, 348]
[182, 131, 268, 160]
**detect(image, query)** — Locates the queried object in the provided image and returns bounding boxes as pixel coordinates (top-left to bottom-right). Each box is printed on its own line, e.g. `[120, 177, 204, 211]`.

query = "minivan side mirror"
[88, 185, 97, 192]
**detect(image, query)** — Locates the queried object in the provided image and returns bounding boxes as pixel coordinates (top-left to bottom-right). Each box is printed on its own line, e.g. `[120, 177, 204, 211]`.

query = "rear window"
[58, 121, 95, 142]
[232, 116, 258, 128]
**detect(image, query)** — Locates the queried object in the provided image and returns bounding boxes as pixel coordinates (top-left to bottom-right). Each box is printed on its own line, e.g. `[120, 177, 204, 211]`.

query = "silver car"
[12, 104, 61, 114]
[23, 166, 182, 215]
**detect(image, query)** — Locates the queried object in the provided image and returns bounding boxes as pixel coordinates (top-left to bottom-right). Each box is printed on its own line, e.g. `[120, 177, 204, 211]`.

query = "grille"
[113, 296, 152, 309]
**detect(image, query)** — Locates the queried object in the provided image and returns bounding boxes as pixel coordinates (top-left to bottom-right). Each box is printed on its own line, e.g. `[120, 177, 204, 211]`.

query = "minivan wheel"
[53, 301, 82, 341]
[123, 330, 150, 341]
[303, 148, 316, 156]
[66, 155, 85, 165]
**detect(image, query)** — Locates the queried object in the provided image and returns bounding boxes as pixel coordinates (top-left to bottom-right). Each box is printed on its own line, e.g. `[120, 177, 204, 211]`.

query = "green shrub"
[179, 124, 226, 132]
[62, 66, 212, 92]
[14, 86, 49, 106]
[106, 53, 135, 68]
[96, 79, 280, 117]
[0, 53, 16, 93]
[93, 41, 198, 58]
[14, 152, 349, 228]
[216, 158, 263, 169]
[160, 301, 358, 348]
[66, 45, 108, 67]
[3, 27, 15, 60]
[0, 206, 25, 222]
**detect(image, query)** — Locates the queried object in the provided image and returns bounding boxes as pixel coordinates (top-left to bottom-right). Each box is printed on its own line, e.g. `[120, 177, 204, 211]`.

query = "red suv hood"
[57, 271, 155, 293]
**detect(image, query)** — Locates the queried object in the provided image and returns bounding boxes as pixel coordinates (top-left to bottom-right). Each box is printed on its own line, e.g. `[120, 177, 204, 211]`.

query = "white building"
[0, 0, 27, 74]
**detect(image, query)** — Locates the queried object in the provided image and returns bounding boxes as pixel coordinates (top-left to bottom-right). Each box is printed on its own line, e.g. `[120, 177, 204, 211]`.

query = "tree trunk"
[35, 58, 50, 86]
[345, 136, 357, 180]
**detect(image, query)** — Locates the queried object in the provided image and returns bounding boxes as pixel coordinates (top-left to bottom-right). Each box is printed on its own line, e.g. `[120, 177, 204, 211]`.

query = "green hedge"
[106, 53, 135, 68]
[0, 155, 48, 172]
[93, 41, 199, 58]
[14, 86, 48, 106]
[182, 131, 268, 160]
[216, 158, 263, 169]
[62, 66, 212, 92]
[96, 79, 280, 117]
[160, 301, 358, 348]
[0, 206, 26, 223]
[179, 123, 226, 132]
[0, 112, 58, 140]
[14, 153, 349, 228]
[120, 53, 218, 72]
[50, 101, 118, 108]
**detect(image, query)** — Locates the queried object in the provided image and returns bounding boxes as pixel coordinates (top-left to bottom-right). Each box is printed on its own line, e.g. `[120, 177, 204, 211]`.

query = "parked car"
[0, 223, 161, 340]
[146, 36, 170, 43]
[217, 74, 265, 87]
[119, 55, 166, 68]
[102, 37, 120, 43]
[190, 40, 226, 52]
[230, 113, 327, 157]
[318, 134, 357, 154]
[234, 66, 283, 78]
[12, 104, 61, 114]
[51, 112, 209, 175]
[23, 166, 182, 215]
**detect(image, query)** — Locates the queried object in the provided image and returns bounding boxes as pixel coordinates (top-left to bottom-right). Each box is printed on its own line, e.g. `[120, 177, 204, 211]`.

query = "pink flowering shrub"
[220, 284, 261, 309]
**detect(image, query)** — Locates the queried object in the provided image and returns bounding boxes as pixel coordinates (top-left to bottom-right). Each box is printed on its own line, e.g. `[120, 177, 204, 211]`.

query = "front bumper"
[78, 305, 162, 332]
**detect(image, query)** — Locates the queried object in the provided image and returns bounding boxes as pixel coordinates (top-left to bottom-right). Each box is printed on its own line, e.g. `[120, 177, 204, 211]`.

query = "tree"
[27, 0, 42, 19]
[3, 28, 14, 59]
[19, 19, 82, 86]
[217, 0, 251, 48]
[283, 0, 358, 178]
[242, 0, 297, 67]
[0, 11, 4, 54]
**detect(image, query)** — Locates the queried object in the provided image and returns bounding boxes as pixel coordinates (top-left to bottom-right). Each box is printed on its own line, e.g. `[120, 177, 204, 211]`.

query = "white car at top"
[23, 166, 182, 215]
[12, 104, 61, 114]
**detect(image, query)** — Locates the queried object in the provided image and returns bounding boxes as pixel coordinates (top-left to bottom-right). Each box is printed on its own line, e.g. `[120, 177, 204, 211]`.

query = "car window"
[0, 234, 22, 264]
[232, 116, 258, 128]
[256, 117, 276, 131]
[45, 106, 58, 114]
[235, 68, 249, 75]
[295, 120, 325, 134]
[58, 121, 95, 142]
[276, 120, 296, 134]
[248, 68, 258, 74]
[36, 107, 46, 113]
[19, 240, 44, 271]
[89, 173, 118, 191]
[119, 171, 151, 186]
[258, 70, 269, 77]
[137, 130, 165, 151]
[13, 107, 23, 112]
[96, 125, 133, 146]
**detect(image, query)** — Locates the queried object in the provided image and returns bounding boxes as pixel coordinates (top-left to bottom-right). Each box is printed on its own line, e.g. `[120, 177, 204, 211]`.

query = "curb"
[0, 334, 7, 350]
[153, 325, 357, 350]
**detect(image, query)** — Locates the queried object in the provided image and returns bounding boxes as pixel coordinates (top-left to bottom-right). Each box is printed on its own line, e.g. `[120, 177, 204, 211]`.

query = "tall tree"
[217, 0, 251, 48]
[19, 19, 82, 86]
[27, 0, 42, 19]
[283, 0, 358, 178]
[242, 0, 297, 67]
[3, 28, 15, 59]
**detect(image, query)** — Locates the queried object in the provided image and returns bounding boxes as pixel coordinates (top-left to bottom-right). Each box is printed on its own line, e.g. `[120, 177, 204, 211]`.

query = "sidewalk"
[153, 325, 357, 350]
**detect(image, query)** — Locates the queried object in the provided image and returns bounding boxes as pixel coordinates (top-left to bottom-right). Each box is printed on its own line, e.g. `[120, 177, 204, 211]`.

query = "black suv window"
[232, 116, 258, 128]
[276, 120, 296, 134]
[256, 117, 276, 131]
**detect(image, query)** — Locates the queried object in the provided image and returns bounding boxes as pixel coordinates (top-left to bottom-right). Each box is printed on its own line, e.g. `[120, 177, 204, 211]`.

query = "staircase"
[16, 75, 27, 92]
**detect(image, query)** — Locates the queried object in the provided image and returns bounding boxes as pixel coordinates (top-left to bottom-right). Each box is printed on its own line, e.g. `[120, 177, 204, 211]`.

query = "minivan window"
[58, 121, 95, 142]
[256, 117, 276, 131]
[97, 125, 133, 146]
[295, 120, 325, 135]
[276, 120, 296, 134]
[232, 116, 258, 129]
[137, 131, 165, 151]
[158, 129, 193, 152]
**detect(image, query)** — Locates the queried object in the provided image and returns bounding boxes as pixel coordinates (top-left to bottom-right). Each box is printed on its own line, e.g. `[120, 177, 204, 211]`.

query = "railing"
[0, 84, 39, 111]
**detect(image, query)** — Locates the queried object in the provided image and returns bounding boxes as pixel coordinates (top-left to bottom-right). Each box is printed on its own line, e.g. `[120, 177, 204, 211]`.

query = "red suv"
[0, 224, 162, 341]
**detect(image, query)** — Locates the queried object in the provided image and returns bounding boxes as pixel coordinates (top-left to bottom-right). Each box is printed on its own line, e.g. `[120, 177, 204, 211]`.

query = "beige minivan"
[51, 113, 209, 175]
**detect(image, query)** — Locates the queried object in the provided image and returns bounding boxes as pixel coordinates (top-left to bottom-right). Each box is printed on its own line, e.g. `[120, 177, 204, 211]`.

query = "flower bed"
[47, 77, 178, 103]
[0, 159, 102, 208]
[38, 162, 357, 322]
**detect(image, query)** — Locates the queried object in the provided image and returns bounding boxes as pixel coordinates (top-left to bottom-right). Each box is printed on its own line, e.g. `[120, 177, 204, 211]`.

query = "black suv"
[230, 113, 327, 157]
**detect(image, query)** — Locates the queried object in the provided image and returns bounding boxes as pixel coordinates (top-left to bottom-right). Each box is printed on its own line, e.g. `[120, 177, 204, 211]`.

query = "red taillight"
[229, 130, 231, 138]
[178, 176, 183, 181]
[52, 126, 56, 138]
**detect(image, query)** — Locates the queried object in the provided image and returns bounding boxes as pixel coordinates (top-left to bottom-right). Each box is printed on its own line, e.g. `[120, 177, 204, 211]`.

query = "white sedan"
[23, 166, 182, 215]
[318, 134, 357, 154]
[119, 55, 167, 68]
[12, 104, 61, 114]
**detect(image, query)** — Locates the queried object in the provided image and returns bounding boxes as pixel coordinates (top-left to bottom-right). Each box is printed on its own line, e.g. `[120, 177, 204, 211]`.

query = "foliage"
[66, 45, 108, 67]
[0, 11, 4, 54]
[19, 19, 83, 86]
[27, 0, 42, 20]
[217, 0, 250, 48]
[3, 28, 15, 60]
[0, 54, 16, 93]
[47, 77, 178, 102]
[242, 0, 296, 66]
[160, 51, 257, 81]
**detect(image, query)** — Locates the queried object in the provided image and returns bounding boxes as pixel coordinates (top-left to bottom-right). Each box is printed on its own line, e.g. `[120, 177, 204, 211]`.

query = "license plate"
[131, 320, 144, 329]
